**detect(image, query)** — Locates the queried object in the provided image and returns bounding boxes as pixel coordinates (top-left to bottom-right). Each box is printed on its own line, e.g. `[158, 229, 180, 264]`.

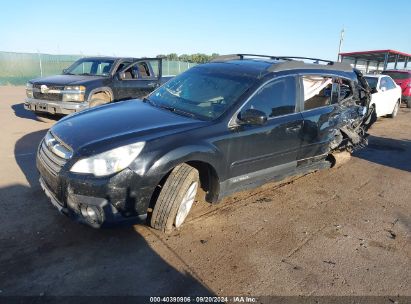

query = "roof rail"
[273, 56, 334, 64]
[211, 54, 353, 72]
[211, 54, 281, 62]
[212, 54, 339, 64]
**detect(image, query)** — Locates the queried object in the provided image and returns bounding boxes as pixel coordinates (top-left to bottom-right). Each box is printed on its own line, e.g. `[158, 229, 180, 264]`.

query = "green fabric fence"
[0, 51, 197, 85]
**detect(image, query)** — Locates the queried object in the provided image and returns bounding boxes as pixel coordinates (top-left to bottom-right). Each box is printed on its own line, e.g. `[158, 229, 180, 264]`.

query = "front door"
[223, 76, 303, 184]
[113, 59, 161, 100]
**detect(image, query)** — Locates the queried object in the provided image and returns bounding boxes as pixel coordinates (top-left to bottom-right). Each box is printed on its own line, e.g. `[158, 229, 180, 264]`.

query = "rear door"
[298, 74, 352, 159]
[112, 58, 162, 100]
[225, 75, 303, 181]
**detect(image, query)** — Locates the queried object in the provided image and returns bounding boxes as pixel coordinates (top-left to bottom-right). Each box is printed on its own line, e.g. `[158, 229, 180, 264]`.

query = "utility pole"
[37, 50, 43, 77]
[337, 27, 345, 62]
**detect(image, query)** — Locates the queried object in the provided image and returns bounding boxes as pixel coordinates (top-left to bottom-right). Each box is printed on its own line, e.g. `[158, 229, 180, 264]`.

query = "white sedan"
[365, 75, 401, 118]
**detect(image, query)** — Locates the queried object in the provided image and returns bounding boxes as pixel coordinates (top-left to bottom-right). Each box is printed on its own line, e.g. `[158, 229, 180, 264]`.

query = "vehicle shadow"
[14, 128, 48, 186]
[6, 129, 213, 296]
[353, 135, 411, 173]
[11, 103, 62, 123]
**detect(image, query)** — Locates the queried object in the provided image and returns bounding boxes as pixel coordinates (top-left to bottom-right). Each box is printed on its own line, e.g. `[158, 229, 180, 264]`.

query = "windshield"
[365, 77, 378, 90]
[64, 59, 114, 76]
[382, 72, 410, 80]
[148, 67, 256, 120]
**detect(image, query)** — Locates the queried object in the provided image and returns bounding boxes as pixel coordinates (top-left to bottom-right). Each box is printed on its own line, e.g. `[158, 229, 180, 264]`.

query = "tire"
[150, 164, 199, 232]
[389, 101, 400, 118]
[89, 92, 111, 108]
[407, 99, 411, 109]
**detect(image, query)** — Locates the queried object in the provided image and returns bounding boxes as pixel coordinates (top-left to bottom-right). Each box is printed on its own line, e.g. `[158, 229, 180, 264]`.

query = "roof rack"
[273, 56, 334, 64]
[212, 54, 335, 64]
[211, 54, 353, 72]
[211, 54, 281, 62]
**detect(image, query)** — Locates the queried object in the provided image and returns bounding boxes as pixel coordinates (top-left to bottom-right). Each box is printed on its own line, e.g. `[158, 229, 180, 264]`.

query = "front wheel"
[407, 99, 411, 109]
[89, 92, 111, 108]
[389, 101, 400, 118]
[150, 164, 199, 232]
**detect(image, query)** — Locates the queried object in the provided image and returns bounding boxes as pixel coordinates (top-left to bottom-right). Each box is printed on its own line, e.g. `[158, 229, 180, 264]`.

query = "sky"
[1, 0, 410, 60]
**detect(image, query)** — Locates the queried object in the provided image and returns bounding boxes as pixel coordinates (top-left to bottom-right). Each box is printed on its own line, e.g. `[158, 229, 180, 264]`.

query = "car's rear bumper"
[24, 98, 89, 115]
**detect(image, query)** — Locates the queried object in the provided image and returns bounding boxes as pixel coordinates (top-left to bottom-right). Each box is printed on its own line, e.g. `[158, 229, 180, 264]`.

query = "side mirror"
[118, 72, 126, 80]
[371, 87, 378, 94]
[238, 109, 267, 125]
[62, 68, 68, 74]
[380, 86, 387, 92]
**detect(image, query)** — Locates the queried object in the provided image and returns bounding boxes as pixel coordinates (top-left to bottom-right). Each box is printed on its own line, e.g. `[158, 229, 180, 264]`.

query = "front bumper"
[39, 177, 147, 228]
[37, 152, 153, 228]
[24, 97, 89, 115]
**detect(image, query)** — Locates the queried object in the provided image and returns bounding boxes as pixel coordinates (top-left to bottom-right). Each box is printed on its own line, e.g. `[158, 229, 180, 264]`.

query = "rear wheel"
[150, 164, 199, 232]
[407, 99, 411, 109]
[389, 101, 400, 118]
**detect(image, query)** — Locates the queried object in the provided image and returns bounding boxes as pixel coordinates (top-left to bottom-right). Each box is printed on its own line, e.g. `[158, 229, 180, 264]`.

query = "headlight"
[63, 85, 85, 102]
[26, 82, 33, 98]
[70, 142, 145, 176]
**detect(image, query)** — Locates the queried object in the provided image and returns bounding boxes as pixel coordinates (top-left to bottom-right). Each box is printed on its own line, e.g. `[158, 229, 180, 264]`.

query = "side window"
[115, 61, 132, 73]
[384, 77, 396, 90]
[120, 61, 158, 80]
[137, 62, 150, 78]
[121, 62, 148, 80]
[379, 77, 389, 90]
[243, 76, 296, 118]
[302, 76, 333, 110]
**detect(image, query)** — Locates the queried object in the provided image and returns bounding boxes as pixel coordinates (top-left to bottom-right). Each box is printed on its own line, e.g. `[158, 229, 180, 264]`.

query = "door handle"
[147, 82, 157, 87]
[286, 125, 302, 133]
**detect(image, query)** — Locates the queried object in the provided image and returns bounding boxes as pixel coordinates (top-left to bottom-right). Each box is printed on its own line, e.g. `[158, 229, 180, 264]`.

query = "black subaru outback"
[37, 54, 373, 231]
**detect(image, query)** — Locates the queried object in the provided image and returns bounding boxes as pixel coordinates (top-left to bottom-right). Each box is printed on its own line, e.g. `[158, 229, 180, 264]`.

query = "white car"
[364, 74, 401, 118]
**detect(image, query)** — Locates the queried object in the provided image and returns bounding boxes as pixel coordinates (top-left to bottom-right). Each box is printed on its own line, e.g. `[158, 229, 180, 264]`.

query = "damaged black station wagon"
[37, 54, 373, 231]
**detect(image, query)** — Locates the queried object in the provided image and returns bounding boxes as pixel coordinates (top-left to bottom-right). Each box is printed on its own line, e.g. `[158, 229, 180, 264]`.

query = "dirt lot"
[0, 86, 410, 297]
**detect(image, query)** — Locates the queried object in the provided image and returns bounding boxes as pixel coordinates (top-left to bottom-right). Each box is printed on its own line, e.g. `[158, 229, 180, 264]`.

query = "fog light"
[80, 205, 101, 225]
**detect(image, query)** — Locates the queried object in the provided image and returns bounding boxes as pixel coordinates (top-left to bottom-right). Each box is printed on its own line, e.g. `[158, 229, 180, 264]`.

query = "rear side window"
[302, 76, 353, 110]
[302, 76, 333, 110]
[243, 76, 296, 118]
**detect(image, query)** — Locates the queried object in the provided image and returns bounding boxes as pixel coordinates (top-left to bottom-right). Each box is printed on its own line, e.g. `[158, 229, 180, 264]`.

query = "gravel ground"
[0, 86, 410, 297]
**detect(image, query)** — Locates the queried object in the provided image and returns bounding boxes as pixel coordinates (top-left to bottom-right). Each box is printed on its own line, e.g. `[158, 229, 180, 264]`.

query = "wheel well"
[186, 161, 220, 203]
[147, 161, 220, 213]
[91, 90, 112, 101]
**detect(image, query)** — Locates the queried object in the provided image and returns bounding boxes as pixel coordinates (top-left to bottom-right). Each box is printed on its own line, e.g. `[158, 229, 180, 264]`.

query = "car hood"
[30, 74, 106, 86]
[51, 100, 206, 153]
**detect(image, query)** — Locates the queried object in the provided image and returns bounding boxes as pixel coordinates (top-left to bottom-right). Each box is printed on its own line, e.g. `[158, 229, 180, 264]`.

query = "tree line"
[156, 53, 220, 63]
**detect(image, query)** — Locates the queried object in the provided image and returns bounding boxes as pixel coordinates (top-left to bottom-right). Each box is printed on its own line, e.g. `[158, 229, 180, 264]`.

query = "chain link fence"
[0, 51, 197, 85]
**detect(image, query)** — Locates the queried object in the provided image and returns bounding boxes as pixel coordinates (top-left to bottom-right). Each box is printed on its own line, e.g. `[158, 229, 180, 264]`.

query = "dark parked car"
[25, 56, 172, 116]
[37, 54, 373, 231]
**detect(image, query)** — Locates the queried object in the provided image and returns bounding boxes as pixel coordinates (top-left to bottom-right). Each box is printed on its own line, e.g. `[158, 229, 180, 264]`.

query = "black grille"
[33, 84, 64, 101]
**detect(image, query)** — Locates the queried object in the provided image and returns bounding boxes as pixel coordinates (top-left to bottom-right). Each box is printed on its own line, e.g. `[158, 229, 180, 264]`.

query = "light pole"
[337, 28, 345, 62]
